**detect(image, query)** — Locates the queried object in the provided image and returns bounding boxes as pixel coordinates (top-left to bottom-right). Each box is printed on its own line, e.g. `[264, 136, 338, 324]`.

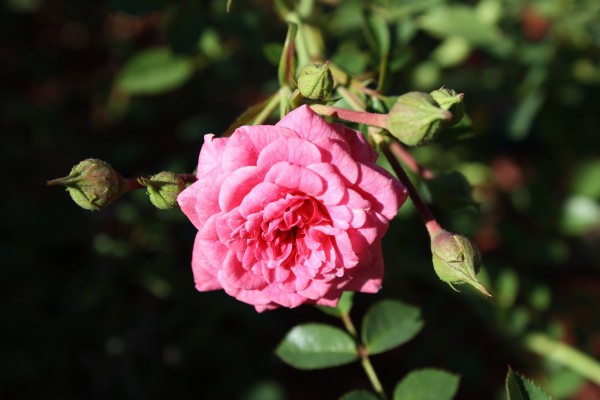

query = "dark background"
[3, 0, 600, 398]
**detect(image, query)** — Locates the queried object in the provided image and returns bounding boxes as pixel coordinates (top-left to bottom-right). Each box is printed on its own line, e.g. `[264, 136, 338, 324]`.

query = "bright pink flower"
[178, 105, 407, 311]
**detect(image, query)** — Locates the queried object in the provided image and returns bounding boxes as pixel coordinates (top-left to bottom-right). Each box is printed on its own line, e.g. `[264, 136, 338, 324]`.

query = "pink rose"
[178, 105, 407, 311]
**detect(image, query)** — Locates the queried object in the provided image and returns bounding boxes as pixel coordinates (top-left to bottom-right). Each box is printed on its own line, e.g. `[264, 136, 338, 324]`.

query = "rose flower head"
[178, 105, 407, 311]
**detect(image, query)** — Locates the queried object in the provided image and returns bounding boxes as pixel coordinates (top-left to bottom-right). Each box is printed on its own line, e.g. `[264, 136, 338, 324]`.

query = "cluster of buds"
[48, 159, 190, 211]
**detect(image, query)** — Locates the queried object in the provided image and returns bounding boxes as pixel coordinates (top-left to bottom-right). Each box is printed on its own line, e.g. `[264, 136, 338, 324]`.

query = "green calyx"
[430, 88, 465, 127]
[430, 230, 491, 297]
[138, 171, 185, 210]
[47, 158, 125, 211]
[387, 91, 452, 146]
[297, 62, 334, 101]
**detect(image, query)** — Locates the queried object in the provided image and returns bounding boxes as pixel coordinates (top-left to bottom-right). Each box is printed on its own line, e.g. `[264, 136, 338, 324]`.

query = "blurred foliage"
[3, 0, 600, 398]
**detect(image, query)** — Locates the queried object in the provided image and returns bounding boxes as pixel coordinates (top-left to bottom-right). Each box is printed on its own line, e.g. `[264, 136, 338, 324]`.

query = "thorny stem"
[341, 313, 388, 400]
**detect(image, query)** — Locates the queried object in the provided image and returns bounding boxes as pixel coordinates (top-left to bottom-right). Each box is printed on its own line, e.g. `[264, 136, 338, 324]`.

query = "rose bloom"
[178, 105, 407, 311]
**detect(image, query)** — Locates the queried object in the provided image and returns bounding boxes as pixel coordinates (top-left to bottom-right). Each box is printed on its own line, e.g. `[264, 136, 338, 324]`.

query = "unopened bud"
[297, 62, 334, 101]
[47, 159, 125, 211]
[430, 88, 464, 127]
[431, 230, 491, 297]
[387, 92, 452, 146]
[138, 171, 185, 210]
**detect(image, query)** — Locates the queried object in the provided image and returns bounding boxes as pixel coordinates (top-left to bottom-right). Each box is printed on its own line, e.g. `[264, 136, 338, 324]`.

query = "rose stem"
[340, 312, 388, 400]
[388, 140, 434, 180]
[310, 104, 388, 130]
[379, 139, 443, 238]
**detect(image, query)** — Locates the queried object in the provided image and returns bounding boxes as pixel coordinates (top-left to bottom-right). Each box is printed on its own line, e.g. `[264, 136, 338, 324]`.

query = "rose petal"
[218, 166, 264, 212]
[257, 137, 323, 169]
[221, 125, 298, 171]
[354, 163, 407, 220]
[265, 161, 325, 197]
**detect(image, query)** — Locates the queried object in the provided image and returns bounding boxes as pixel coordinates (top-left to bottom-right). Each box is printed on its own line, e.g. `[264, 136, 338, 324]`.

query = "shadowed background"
[3, 0, 600, 398]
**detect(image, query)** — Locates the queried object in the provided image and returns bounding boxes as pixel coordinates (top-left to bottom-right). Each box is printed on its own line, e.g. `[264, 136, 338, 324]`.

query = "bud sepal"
[297, 62, 334, 101]
[387, 92, 452, 146]
[47, 158, 126, 211]
[429, 88, 465, 127]
[138, 171, 186, 210]
[430, 229, 491, 297]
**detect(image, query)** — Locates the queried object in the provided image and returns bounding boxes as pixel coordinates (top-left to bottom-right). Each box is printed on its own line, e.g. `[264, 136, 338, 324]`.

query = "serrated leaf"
[317, 291, 354, 318]
[393, 369, 460, 400]
[116, 48, 194, 95]
[506, 368, 552, 400]
[361, 300, 424, 355]
[339, 390, 380, 400]
[276, 323, 358, 370]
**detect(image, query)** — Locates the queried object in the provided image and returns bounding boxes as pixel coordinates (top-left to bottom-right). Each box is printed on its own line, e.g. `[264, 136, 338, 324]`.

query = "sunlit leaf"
[361, 300, 423, 355]
[276, 323, 358, 369]
[393, 369, 460, 400]
[116, 48, 194, 95]
[419, 5, 504, 47]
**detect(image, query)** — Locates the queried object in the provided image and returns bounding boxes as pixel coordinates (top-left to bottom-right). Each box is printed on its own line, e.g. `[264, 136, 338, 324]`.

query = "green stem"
[341, 313, 388, 400]
[523, 332, 600, 386]
[361, 355, 388, 400]
[252, 90, 282, 125]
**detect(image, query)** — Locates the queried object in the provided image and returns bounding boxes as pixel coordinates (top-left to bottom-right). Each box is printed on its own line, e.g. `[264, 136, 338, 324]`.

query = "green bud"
[431, 230, 491, 297]
[387, 91, 452, 146]
[138, 171, 185, 210]
[429, 88, 465, 127]
[297, 62, 334, 101]
[47, 158, 125, 211]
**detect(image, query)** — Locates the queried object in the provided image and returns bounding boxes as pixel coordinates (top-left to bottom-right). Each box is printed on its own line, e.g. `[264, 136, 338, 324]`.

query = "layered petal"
[180, 105, 405, 311]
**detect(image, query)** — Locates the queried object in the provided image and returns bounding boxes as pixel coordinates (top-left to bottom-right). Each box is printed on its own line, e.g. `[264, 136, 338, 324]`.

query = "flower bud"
[138, 171, 185, 210]
[429, 88, 465, 127]
[297, 62, 334, 101]
[47, 159, 125, 211]
[430, 230, 491, 297]
[387, 92, 452, 146]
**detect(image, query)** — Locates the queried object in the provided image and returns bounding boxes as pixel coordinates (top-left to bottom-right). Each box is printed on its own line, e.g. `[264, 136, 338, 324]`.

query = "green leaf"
[571, 159, 600, 199]
[276, 323, 358, 369]
[317, 291, 354, 318]
[361, 300, 424, 355]
[339, 390, 380, 400]
[393, 369, 460, 400]
[116, 48, 194, 95]
[365, 13, 390, 58]
[419, 5, 504, 47]
[278, 23, 297, 87]
[364, 13, 391, 91]
[508, 89, 545, 141]
[506, 368, 552, 400]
